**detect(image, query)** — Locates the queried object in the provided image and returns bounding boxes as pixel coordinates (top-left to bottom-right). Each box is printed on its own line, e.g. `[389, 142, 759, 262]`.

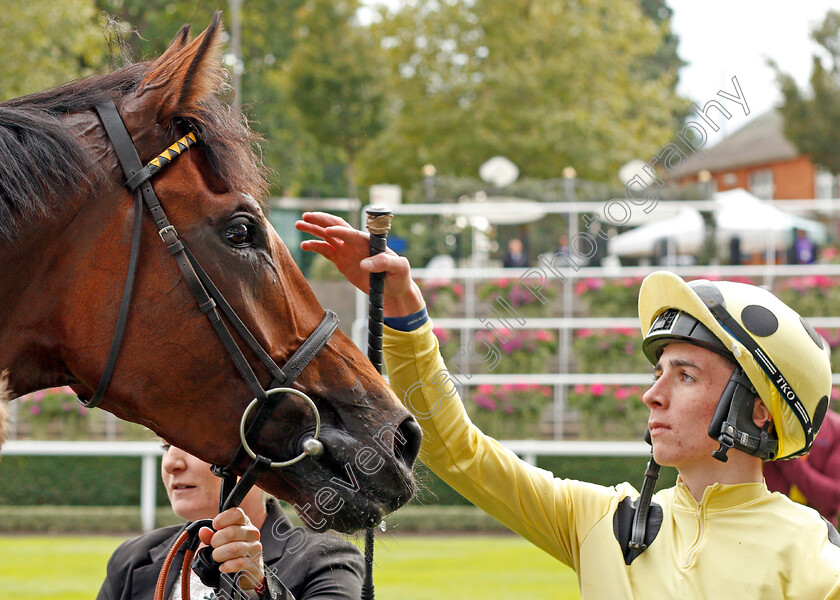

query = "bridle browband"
[90, 100, 338, 591]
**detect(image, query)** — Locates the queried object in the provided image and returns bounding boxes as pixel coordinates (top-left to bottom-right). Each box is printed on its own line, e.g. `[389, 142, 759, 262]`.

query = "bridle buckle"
[158, 224, 178, 243]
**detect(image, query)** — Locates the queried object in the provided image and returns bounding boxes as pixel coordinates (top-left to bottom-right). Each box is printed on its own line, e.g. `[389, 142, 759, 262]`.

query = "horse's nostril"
[394, 416, 422, 469]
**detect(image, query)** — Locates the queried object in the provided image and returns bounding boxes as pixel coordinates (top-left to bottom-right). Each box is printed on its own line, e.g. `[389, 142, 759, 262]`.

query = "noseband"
[90, 100, 337, 500]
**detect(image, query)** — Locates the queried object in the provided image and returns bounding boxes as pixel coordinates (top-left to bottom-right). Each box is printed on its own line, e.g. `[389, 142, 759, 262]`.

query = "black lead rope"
[361, 207, 394, 600]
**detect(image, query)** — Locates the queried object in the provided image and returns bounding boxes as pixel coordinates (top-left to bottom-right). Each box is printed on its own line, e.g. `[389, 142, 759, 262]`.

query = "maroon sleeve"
[763, 459, 790, 495]
[773, 411, 840, 523]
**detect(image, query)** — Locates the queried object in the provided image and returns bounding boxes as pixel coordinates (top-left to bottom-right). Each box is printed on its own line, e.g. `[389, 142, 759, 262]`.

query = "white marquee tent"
[606, 188, 827, 260]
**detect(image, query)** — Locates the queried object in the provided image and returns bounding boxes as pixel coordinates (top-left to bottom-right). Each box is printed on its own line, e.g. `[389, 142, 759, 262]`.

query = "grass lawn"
[0, 533, 581, 599]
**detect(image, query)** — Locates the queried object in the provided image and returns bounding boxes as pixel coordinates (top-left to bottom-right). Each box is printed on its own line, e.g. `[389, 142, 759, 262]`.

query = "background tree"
[6, 1, 688, 198]
[284, 0, 388, 198]
[0, 0, 105, 100]
[358, 0, 686, 190]
[774, 9, 840, 177]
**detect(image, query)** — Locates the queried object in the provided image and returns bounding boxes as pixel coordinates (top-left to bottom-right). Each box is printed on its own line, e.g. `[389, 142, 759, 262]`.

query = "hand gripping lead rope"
[361, 206, 394, 600]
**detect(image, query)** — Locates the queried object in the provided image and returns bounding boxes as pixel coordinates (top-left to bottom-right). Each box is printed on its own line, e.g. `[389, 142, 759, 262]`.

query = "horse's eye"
[225, 220, 254, 247]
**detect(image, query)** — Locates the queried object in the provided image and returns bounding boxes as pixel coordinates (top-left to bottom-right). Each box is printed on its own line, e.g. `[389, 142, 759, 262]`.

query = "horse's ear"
[165, 24, 191, 53]
[137, 11, 225, 122]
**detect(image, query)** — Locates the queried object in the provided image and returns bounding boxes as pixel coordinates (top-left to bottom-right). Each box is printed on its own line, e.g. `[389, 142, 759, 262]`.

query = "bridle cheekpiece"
[90, 99, 337, 503]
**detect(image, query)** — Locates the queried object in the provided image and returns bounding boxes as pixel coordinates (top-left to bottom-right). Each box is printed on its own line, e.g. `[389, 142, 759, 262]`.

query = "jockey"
[296, 212, 840, 598]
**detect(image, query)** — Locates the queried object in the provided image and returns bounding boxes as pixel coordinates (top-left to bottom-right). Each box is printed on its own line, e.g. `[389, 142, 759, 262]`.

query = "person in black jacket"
[502, 238, 529, 268]
[97, 444, 364, 600]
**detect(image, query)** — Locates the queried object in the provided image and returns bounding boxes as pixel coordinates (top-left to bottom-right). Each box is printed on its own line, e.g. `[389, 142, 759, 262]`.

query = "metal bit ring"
[239, 387, 322, 468]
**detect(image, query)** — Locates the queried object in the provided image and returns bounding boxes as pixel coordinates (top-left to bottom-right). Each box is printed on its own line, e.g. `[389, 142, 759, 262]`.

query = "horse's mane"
[0, 60, 267, 245]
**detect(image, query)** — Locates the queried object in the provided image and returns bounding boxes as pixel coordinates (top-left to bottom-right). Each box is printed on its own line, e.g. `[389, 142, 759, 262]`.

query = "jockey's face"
[643, 342, 736, 470]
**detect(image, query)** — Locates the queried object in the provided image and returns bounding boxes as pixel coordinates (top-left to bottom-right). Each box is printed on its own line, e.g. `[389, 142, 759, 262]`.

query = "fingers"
[198, 526, 214, 545]
[359, 251, 408, 275]
[295, 213, 356, 246]
[202, 508, 265, 583]
[295, 213, 368, 244]
[213, 507, 249, 529]
[299, 239, 337, 260]
[212, 540, 263, 574]
[295, 211, 416, 303]
[295, 220, 342, 247]
[322, 225, 368, 245]
[299, 211, 352, 229]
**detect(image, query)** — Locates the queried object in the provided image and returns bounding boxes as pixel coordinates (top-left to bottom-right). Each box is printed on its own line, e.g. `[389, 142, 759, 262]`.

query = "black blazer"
[97, 498, 364, 600]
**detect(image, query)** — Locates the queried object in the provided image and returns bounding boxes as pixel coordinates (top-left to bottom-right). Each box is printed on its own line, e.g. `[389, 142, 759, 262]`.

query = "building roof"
[676, 110, 800, 177]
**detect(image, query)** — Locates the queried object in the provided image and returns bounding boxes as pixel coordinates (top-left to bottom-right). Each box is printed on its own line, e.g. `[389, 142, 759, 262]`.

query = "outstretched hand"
[295, 212, 425, 318]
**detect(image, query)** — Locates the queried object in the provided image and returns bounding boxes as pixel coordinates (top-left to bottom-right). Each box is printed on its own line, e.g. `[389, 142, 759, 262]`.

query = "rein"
[90, 100, 337, 597]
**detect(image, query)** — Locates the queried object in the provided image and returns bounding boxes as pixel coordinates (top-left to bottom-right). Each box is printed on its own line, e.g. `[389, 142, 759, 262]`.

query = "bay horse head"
[0, 13, 420, 532]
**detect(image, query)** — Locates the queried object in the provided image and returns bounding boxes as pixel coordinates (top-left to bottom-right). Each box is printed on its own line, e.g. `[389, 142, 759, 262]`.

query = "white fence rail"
[1, 440, 650, 531]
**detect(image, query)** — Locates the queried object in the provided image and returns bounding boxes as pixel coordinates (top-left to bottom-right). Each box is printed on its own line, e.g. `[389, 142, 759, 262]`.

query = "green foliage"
[431, 327, 461, 364]
[387, 213, 470, 271]
[14, 387, 155, 441]
[0, 453, 666, 509]
[568, 384, 650, 439]
[417, 279, 465, 317]
[0, 455, 170, 506]
[637, 0, 686, 84]
[479, 278, 557, 317]
[0, 0, 105, 100]
[386, 505, 509, 533]
[7, 1, 688, 196]
[775, 275, 840, 317]
[467, 384, 553, 438]
[574, 277, 643, 317]
[490, 330, 558, 374]
[0, 504, 510, 534]
[538, 455, 678, 491]
[0, 506, 181, 533]
[773, 9, 840, 175]
[819, 331, 840, 374]
[286, 0, 388, 197]
[361, 0, 686, 188]
[17, 388, 89, 439]
[573, 328, 649, 373]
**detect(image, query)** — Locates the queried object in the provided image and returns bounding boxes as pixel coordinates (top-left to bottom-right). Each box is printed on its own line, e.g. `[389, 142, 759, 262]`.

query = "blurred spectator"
[555, 234, 570, 256]
[502, 238, 529, 268]
[764, 409, 840, 526]
[729, 236, 742, 266]
[793, 229, 817, 265]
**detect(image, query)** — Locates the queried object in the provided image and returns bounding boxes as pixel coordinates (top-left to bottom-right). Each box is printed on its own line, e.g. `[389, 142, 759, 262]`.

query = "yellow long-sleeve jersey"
[384, 321, 840, 599]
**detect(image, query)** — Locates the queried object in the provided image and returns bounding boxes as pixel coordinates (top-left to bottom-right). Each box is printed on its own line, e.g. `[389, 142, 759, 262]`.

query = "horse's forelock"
[187, 104, 269, 205]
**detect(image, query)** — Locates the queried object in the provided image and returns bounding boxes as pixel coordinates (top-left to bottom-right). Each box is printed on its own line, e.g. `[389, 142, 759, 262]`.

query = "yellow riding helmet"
[638, 271, 831, 460]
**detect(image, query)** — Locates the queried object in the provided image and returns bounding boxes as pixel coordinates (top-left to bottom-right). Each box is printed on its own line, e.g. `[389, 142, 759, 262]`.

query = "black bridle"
[90, 100, 338, 592]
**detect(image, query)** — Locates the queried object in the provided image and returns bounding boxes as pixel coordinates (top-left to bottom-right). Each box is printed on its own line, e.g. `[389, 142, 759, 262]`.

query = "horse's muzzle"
[393, 415, 422, 470]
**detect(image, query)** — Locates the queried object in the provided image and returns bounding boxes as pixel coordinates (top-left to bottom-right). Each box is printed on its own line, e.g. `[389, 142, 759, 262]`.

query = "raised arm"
[295, 213, 621, 568]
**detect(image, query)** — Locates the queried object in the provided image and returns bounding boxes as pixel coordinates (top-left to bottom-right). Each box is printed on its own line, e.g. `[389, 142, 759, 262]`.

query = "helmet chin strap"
[708, 367, 778, 462]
